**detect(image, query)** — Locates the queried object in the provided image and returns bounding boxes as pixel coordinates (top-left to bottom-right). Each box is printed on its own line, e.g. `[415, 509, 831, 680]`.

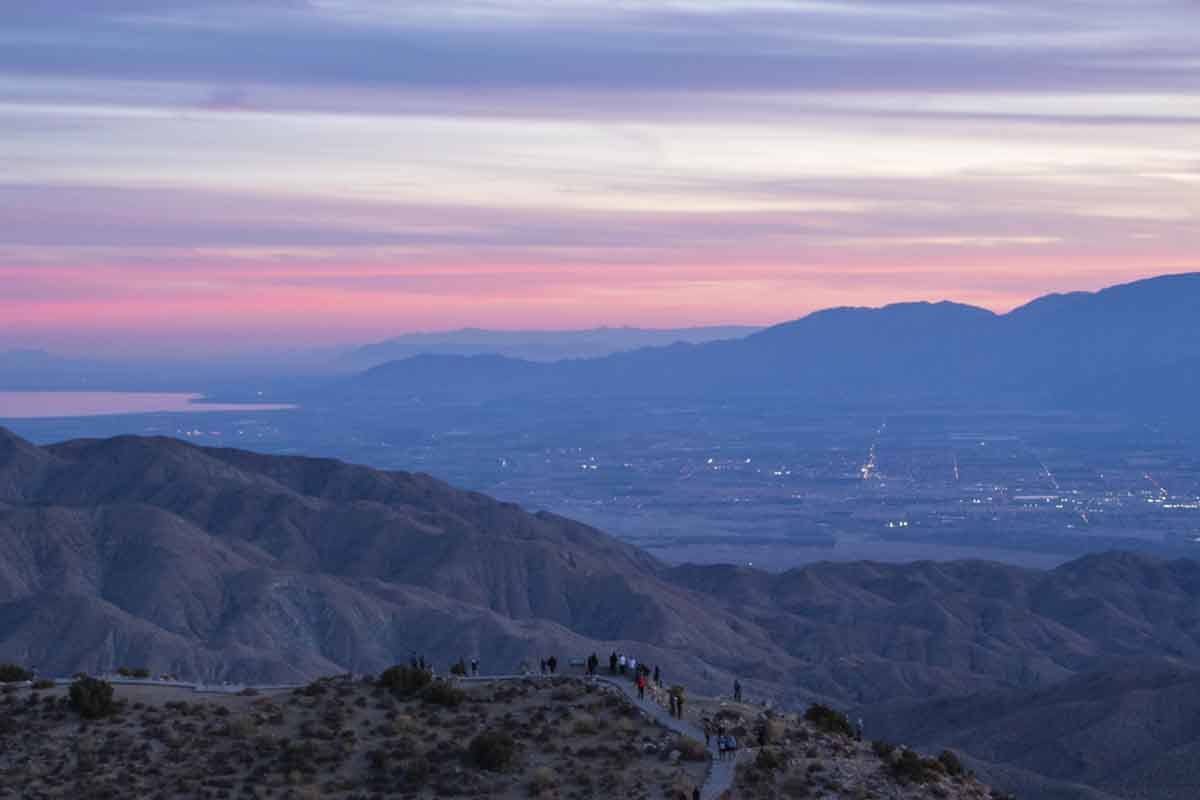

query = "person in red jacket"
[636, 672, 646, 700]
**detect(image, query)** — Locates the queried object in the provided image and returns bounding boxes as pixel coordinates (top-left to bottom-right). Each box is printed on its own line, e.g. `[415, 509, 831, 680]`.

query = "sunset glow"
[2, 1, 1198, 355]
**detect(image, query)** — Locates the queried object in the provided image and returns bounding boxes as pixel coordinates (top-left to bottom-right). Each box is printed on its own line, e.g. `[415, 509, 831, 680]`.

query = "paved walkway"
[591, 676, 740, 800]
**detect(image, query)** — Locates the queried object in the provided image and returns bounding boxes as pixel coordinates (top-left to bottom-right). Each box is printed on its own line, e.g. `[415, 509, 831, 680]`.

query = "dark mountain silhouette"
[340, 273, 1200, 413]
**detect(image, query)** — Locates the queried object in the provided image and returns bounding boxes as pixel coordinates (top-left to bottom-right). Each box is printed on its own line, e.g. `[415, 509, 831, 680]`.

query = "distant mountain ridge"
[345, 325, 762, 366]
[342, 273, 1200, 415]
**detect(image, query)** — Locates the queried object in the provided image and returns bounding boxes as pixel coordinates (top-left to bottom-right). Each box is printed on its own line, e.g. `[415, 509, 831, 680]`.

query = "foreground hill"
[341, 272, 1200, 415]
[0, 674, 999, 800]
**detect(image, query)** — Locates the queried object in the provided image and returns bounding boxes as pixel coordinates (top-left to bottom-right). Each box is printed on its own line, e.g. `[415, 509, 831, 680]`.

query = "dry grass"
[0, 676, 707, 799]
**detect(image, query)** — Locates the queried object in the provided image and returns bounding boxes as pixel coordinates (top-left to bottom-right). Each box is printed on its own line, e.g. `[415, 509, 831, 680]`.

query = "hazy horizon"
[3, 270, 1193, 359]
[4, 1, 1198, 356]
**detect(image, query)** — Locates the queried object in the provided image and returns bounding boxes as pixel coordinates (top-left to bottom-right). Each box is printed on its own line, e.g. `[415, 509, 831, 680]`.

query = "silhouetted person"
[734, 679, 742, 702]
[653, 665, 661, 686]
[609, 651, 618, 674]
[548, 656, 558, 674]
[540, 659, 547, 675]
[669, 694, 677, 717]
[636, 672, 646, 700]
[470, 658, 479, 677]
[693, 788, 700, 800]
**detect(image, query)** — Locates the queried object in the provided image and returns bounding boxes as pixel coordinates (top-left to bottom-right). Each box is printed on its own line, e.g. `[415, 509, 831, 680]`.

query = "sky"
[2, 0, 1198, 357]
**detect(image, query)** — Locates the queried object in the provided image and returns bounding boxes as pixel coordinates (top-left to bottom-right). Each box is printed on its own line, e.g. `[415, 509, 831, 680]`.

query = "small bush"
[891, 748, 944, 784]
[803, 704, 854, 737]
[0, 664, 31, 683]
[69, 677, 116, 719]
[31, 679, 55, 690]
[468, 730, 517, 771]
[116, 667, 151, 679]
[405, 756, 431, 785]
[871, 739, 896, 759]
[528, 766, 557, 793]
[450, 659, 467, 677]
[377, 665, 432, 697]
[422, 679, 465, 708]
[938, 749, 965, 777]
[755, 748, 787, 771]
[674, 736, 708, 762]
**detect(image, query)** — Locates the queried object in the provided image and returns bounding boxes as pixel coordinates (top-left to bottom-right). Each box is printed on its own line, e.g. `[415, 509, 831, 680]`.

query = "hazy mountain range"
[3, 428, 1200, 797]
[344, 325, 761, 367]
[343, 273, 1200, 417]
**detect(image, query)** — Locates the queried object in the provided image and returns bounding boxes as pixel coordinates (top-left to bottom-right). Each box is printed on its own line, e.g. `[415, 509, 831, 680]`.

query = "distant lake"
[0, 392, 296, 419]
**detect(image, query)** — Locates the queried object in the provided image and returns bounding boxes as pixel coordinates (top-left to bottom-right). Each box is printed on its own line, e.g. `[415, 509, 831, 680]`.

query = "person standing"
[609, 651, 618, 675]
[540, 659, 547, 675]
[618, 654, 627, 675]
[734, 679, 742, 702]
[636, 672, 646, 700]
[470, 658, 479, 677]
[548, 656, 558, 674]
[653, 665, 661, 686]
[629, 656, 637, 677]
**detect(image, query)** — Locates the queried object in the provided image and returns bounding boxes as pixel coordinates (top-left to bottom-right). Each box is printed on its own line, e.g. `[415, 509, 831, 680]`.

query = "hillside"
[864, 660, 1200, 800]
[0, 673, 1000, 800]
[0, 427, 788, 689]
[5, 429, 1200, 797]
[4, 428, 1200, 701]
[338, 273, 1200, 413]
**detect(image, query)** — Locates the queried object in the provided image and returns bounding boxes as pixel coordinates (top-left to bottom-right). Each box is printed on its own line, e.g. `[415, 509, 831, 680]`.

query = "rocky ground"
[0, 672, 1013, 800]
[690, 698, 1009, 800]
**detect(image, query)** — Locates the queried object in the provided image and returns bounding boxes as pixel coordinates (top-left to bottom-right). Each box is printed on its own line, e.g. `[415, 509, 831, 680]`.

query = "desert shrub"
[780, 771, 811, 798]
[891, 748, 944, 784]
[0, 664, 31, 683]
[69, 677, 115, 719]
[803, 704, 854, 737]
[116, 667, 151, 679]
[467, 730, 517, 771]
[450, 659, 467, 677]
[528, 766, 557, 794]
[938, 749, 965, 777]
[571, 712, 598, 735]
[764, 717, 787, 744]
[756, 748, 787, 771]
[674, 736, 708, 762]
[32, 679, 55, 690]
[872, 739, 896, 759]
[403, 762, 432, 786]
[422, 679, 465, 708]
[377, 665, 432, 697]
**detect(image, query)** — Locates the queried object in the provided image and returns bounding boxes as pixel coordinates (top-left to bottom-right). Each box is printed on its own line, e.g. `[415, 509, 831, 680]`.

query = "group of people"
[702, 720, 738, 761]
[539, 656, 559, 675]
